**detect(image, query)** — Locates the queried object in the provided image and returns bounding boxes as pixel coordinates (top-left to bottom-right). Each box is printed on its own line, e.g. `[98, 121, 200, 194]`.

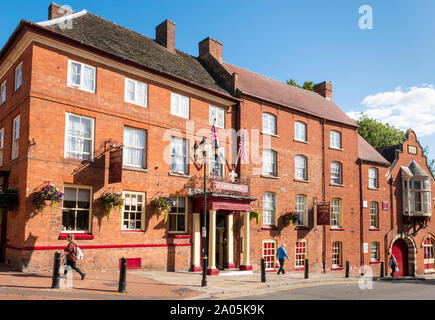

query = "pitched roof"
[408, 159, 431, 178]
[221, 62, 357, 127]
[38, 12, 230, 95]
[358, 135, 391, 166]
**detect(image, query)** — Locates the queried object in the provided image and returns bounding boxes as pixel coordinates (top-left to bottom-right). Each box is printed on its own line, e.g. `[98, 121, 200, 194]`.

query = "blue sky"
[1, 0, 434, 159]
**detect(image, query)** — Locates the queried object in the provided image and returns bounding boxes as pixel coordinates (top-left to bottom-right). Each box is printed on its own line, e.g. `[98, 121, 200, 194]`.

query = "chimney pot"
[314, 81, 333, 100]
[199, 37, 223, 62]
[48, 2, 74, 20]
[156, 19, 176, 53]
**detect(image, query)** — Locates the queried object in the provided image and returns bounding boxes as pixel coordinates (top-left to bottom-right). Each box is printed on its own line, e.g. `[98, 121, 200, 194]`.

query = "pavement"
[0, 263, 432, 300]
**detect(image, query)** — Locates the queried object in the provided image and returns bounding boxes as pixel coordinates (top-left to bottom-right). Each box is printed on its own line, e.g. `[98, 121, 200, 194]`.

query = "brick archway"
[388, 234, 417, 275]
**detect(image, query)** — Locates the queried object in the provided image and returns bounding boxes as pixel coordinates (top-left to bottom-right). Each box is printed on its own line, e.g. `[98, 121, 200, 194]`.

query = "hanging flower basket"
[151, 197, 173, 223]
[282, 211, 299, 228]
[0, 187, 18, 221]
[101, 192, 124, 221]
[249, 210, 261, 226]
[33, 184, 63, 216]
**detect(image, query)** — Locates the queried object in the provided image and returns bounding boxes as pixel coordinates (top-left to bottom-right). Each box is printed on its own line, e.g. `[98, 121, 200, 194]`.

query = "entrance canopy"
[191, 193, 256, 212]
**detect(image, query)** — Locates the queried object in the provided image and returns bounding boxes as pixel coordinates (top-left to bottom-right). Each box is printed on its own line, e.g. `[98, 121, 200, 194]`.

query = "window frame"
[61, 185, 92, 233]
[294, 121, 307, 142]
[262, 192, 276, 227]
[169, 136, 189, 175]
[368, 167, 379, 189]
[11, 115, 20, 160]
[168, 196, 188, 234]
[263, 240, 277, 270]
[424, 237, 435, 271]
[370, 201, 379, 229]
[209, 105, 225, 128]
[67, 59, 96, 93]
[295, 194, 307, 227]
[170, 92, 190, 119]
[64, 113, 95, 161]
[123, 126, 147, 169]
[330, 130, 342, 149]
[370, 242, 380, 262]
[330, 161, 342, 185]
[332, 241, 342, 268]
[14, 61, 23, 91]
[262, 149, 277, 177]
[331, 198, 342, 228]
[295, 240, 307, 268]
[1, 81, 6, 105]
[124, 78, 148, 107]
[262, 113, 277, 136]
[121, 191, 146, 231]
[295, 155, 308, 181]
[209, 145, 226, 178]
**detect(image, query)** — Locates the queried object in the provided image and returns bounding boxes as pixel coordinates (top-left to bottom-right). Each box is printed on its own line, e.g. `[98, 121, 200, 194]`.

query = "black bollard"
[118, 257, 127, 293]
[304, 259, 309, 279]
[380, 261, 384, 278]
[51, 251, 61, 289]
[411, 263, 415, 278]
[345, 261, 349, 278]
[261, 258, 266, 283]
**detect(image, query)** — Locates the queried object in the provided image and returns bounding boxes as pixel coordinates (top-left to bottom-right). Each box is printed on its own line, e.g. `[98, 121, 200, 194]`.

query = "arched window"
[262, 113, 277, 135]
[370, 202, 379, 229]
[331, 162, 342, 185]
[294, 121, 307, 142]
[424, 237, 435, 272]
[295, 155, 307, 180]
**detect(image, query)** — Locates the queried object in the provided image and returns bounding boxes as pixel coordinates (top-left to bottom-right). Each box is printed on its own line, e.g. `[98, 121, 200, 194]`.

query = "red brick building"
[0, 3, 433, 276]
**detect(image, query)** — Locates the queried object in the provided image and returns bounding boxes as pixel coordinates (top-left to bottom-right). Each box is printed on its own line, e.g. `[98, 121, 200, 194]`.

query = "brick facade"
[0, 5, 433, 276]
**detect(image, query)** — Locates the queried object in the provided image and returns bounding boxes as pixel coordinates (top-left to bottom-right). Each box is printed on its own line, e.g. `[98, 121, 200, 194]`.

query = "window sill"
[261, 175, 279, 180]
[261, 132, 279, 138]
[64, 158, 93, 165]
[368, 187, 380, 191]
[169, 172, 190, 178]
[295, 267, 305, 271]
[121, 230, 145, 233]
[294, 139, 308, 144]
[67, 84, 95, 94]
[294, 179, 309, 184]
[59, 233, 94, 240]
[261, 226, 278, 231]
[369, 228, 381, 231]
[329, 147, 343, 152]
[295, 226, 309, 230]
[167, 234, 191, 239]
[331, 267, 344, 270]
[330, 228, 345, 231]
[330, 183, 344, 187]
[369, 261, 381, 264]
[123, 166, 148, 173]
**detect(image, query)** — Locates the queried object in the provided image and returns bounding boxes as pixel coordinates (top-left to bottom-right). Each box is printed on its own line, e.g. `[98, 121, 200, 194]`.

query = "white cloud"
[347, 86, 435, 137]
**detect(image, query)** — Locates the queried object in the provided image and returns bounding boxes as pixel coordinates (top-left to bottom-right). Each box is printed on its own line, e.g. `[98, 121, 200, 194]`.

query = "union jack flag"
[238, 131, 247, 163]
[209, 121, 219, 148]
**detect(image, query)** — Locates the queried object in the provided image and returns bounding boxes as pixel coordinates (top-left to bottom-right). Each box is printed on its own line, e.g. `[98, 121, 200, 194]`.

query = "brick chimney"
[314, 81, 333, 100]
[48, 2, 74, 20]
[199, 37, 223, 62]
[156, 19, 176, 53]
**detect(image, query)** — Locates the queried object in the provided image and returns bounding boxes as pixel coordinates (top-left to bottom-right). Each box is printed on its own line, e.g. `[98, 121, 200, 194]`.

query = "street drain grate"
[172, 288, 196, 295]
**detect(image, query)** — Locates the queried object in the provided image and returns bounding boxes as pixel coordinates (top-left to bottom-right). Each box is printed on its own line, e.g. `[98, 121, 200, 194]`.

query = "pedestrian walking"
[276, 243, 289, 275]
[389, 254, 398, 277]
[62, 234, 86, 280]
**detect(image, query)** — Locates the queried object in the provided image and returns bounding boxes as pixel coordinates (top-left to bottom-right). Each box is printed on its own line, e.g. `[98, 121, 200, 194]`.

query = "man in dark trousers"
[276, 243, 289, 275]
[62, 234, 86, 280]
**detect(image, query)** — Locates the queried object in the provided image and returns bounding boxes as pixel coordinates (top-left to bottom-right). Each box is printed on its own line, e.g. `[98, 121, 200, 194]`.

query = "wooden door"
[392, 239, 408, 277]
